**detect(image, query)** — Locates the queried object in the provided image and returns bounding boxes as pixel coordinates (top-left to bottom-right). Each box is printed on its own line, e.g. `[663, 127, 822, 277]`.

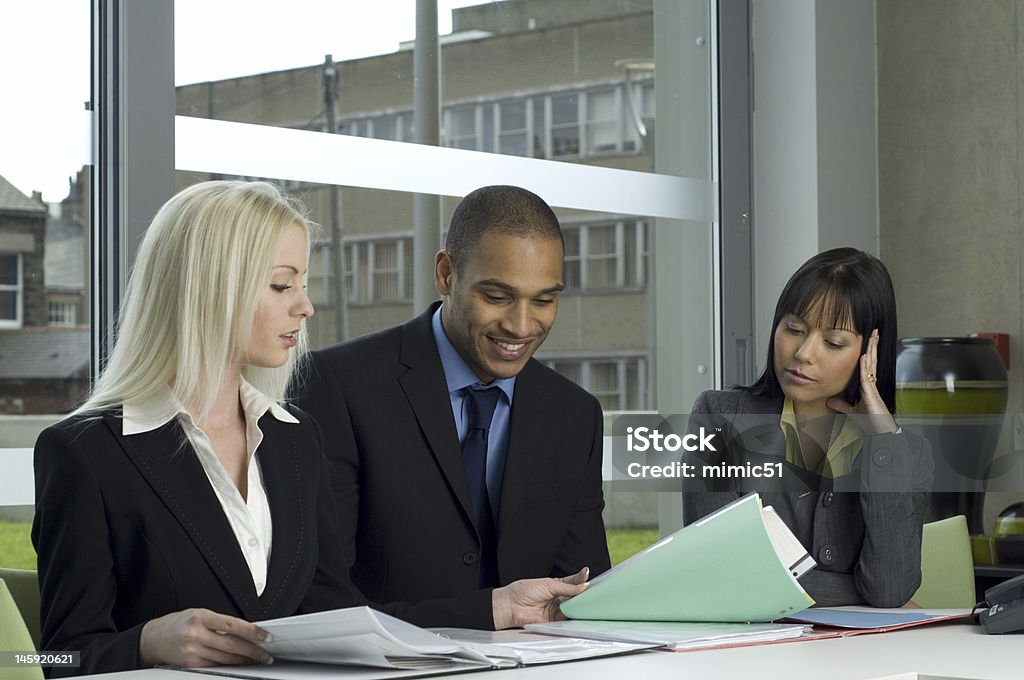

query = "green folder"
[561, 493, 815, 622]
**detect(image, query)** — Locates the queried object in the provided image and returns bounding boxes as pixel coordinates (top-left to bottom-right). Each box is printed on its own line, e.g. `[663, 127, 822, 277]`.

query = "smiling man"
[293, 185, 610, 629]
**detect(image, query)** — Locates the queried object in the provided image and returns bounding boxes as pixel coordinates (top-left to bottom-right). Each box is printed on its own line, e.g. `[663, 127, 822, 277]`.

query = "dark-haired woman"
[682, 248, 933, 607]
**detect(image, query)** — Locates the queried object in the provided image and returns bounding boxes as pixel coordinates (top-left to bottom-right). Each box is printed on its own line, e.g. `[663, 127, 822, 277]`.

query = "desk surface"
[82, 622, 1018, 680]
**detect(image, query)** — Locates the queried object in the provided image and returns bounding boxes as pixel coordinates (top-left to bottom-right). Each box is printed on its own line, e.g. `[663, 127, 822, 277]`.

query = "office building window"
[586, 88, 619, 154]
[442, 82, 650, 160]
[545, 356, 648, 411]
[499, 100, 528, 156]
[550, 92, 580, 157]
[343, 236, 413, 304]
[346, 113, 413, 142]
[449, 106, 478, 150]
[0, 254, 22, 328]
[563, 220, 647, 290]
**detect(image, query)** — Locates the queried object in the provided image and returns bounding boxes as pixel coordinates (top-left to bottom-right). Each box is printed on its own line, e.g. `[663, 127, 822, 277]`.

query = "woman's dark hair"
[740, 247, 899, 413]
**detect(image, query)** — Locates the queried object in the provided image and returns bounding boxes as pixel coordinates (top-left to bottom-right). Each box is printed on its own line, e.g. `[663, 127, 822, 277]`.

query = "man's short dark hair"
[445, 185, 563, 268]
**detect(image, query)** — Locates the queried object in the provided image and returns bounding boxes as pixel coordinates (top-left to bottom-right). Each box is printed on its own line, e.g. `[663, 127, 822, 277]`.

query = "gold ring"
[867, 373, 876, 382]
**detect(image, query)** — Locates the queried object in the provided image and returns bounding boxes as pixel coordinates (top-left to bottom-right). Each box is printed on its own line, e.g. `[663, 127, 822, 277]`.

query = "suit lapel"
[732, 392, 824, 493]
[398, 306, 478, 534]
[106, 414, 263, 619]
[733, 392, 786, 456]
[256, 414, 304, 611]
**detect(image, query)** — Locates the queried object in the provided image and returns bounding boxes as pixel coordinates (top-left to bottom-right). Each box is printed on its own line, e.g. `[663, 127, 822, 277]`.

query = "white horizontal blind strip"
[0, 448, 33, 506]
[176, 116, 717, 222]
[0, 440, 617, 507]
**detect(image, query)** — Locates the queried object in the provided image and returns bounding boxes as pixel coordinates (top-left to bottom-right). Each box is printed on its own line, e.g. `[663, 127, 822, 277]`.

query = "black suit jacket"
[292, 303, 611, 629]
[681, 389, 934, 607]
[31, 406, 365, 677]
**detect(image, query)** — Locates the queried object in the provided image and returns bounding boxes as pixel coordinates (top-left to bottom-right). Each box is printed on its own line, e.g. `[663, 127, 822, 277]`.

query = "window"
[343, 237, 413, 304]
[0, 253, 22, 328]
[586, 88, 620, 154]
[443, 84, 644, 160]
[47, 301, 77, 326]
[545, 356, 648, 411]
[345, 114, 413, 142]
[563, 220, 647, 290]
[550, 93, 580, 157]
[448, 106, 478, 150]
[498, 100, 528, 156]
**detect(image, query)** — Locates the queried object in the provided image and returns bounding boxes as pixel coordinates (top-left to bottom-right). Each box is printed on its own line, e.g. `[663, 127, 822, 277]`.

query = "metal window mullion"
[617, 359, 627, 411]
[367, 241, 376, 302]
[614, 86, 625, 153]
[17, 254, 23, 326]
[395, 238, 405, 300]
[580, 90, 589, 158]
[578, 225, 589, 289]
[93, 0, 174, 375]
[636, 220, 646, 286]
[638, 356, 648, 410]
[473, 105, 482, 151]
[615, 221, 625, 287]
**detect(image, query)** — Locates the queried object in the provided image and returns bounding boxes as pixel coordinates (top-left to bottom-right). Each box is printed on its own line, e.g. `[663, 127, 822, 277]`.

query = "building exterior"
[0, 173, 89, 414]
[0, 173, 47, 329]
[174, 0, 656, 412]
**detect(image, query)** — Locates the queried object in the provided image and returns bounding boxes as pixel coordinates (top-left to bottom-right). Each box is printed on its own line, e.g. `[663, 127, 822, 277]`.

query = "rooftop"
[0, 174, 46, 216]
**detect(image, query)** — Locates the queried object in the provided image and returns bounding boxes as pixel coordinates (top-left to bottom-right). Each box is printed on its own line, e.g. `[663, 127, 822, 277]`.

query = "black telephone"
[978, 573, 1024, 634]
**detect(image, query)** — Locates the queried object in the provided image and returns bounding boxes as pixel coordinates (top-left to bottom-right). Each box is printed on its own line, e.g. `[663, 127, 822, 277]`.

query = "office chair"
[911, 514, 975, 608]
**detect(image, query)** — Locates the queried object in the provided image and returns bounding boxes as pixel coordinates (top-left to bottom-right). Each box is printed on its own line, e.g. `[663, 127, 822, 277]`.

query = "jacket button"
[873, 450, 892, 467]
[818, 545, 835, 566]
[463, 551, 478, 565]
[822, 491, 835, 507]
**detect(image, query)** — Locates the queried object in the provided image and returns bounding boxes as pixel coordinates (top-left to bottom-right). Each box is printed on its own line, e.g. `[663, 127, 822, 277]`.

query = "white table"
[78, 622, 1017, 680]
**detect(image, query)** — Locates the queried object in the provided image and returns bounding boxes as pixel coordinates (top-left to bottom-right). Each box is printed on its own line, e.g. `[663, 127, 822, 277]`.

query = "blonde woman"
[32, 181, 586, 677]
[31, 181, 364, 676]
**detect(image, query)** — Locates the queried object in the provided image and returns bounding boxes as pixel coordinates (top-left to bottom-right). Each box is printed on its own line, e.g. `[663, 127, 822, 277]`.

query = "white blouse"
[121, 378, 299, 596]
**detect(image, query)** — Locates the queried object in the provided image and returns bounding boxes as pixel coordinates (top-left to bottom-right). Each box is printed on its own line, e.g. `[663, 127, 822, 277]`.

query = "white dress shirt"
[121, 378, 299, 596]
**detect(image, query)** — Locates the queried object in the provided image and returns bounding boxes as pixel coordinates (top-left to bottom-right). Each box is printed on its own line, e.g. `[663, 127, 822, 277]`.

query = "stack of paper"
[245, 607, 655, 671]
[525, 619, 810, 650]
[255, 607, 491, 669]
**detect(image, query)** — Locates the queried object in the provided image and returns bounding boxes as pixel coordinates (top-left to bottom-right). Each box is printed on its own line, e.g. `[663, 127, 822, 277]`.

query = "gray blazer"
[681, 389, 934, 608]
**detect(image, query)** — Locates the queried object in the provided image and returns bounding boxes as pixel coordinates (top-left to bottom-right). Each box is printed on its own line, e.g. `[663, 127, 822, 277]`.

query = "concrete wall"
[751, 0, 879, 370]
[877, 0, 1024, 530]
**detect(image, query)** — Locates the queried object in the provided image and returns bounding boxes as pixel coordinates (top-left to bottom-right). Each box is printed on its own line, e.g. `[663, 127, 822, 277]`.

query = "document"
[187, 607, 657, 674]
[429, 627, 660, 663]
[785, 607, 973, 632]
[524, 619, 810, 650]
[560, 492, 816, 622]
[253, 607, 490, 669]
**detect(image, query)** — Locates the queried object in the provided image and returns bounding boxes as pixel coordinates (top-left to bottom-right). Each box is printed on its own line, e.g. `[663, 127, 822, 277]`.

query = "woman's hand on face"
[491, 567, 589, 630]
[139, 608, 273, 668]
[826, 329, 898, 434]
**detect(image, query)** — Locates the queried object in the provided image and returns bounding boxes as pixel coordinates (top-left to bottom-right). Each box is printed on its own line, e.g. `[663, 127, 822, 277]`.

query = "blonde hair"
[78, 180, 313, 419]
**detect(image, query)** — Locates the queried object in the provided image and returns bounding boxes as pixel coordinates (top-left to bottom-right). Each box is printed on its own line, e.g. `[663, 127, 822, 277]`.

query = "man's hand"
[491, 567, 590, 629]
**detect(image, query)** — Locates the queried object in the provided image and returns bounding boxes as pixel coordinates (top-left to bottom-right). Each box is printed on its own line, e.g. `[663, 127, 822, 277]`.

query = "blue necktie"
[462, 385, 501, 587]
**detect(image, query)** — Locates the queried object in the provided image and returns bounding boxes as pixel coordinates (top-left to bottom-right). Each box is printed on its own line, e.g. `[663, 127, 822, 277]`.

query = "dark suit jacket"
[681, 389, 934, 608]
[292, 303, 611, 629]
[31, 406, 365, 677]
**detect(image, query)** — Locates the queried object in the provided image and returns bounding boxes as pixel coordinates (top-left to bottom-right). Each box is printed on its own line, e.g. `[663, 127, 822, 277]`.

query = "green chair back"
[0, 568, 40, 650]
[912, 514, 975, 608]
[0, 578, 44, 680]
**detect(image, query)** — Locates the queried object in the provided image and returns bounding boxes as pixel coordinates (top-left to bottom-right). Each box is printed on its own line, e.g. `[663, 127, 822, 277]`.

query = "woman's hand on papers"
[139, 608, 274, 668]
[491, 567, 590, 629]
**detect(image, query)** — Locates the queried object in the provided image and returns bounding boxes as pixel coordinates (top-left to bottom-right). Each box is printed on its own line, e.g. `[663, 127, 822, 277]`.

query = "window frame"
[0, 253, 23, 329]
